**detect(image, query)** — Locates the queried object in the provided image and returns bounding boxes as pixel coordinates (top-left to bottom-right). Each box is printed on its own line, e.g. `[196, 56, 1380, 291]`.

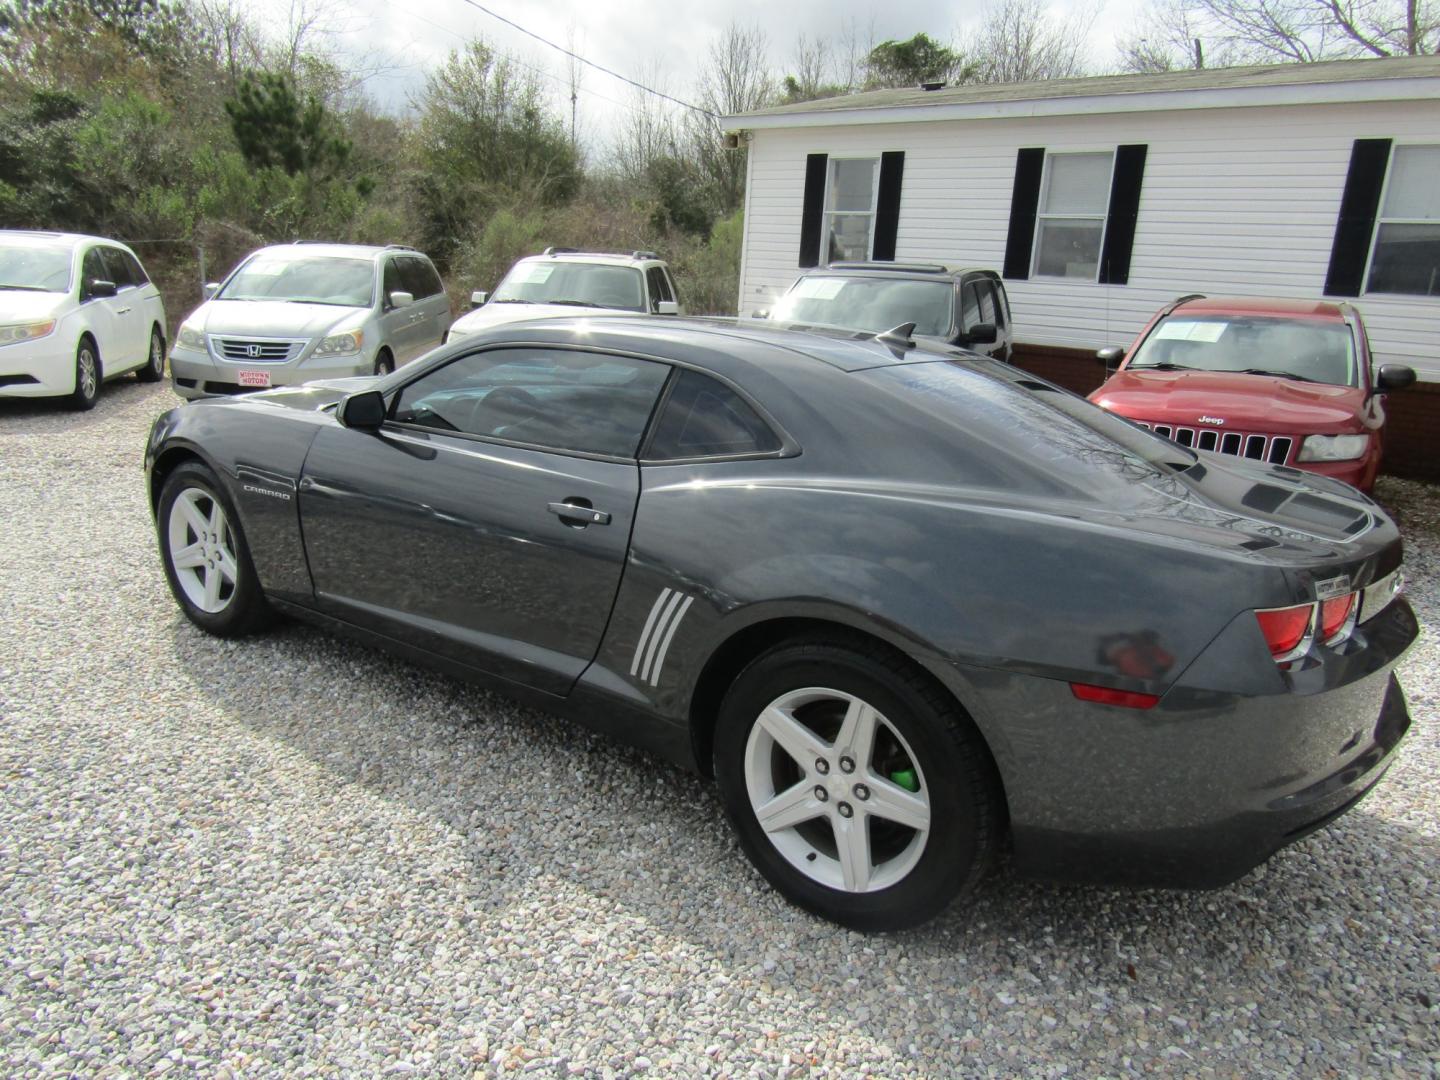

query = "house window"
[1032, 151, 1114, 280]
[824, 158, 878, 263]
[1366, 145, 1440, 297]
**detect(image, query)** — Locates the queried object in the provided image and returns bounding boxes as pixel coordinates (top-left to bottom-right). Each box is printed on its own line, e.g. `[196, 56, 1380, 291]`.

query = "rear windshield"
[1129, 315, 1357, 387]
[219, 253, 375, 307]
[773, 276, 954, 337]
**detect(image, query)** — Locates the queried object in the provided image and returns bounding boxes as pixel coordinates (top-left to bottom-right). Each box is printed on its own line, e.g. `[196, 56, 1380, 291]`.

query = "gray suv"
[169, 242, 450, 398]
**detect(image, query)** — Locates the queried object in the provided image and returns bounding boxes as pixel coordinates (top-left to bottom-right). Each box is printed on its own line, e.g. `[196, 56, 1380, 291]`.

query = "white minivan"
[0, 231, 168, 410]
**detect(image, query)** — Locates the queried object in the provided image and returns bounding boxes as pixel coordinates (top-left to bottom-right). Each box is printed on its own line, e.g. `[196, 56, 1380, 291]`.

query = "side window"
[645, 369, 781, 460]
[663, 268, 681, 305]
[123, 250, 149, 286]
[80, 248, 108, 300]
[645, 267, 668, 311]
[99, 247, 134, 288]
[974, 281, 997, 325]
[391, 348, 669, 458]
[399, 256, 443, 299]
[990, 281, 1010, 328]
[959, 282, 982, 331]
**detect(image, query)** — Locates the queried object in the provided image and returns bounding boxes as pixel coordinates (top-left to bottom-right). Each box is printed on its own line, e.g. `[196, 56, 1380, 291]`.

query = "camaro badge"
[1315, 574, 1351, 601]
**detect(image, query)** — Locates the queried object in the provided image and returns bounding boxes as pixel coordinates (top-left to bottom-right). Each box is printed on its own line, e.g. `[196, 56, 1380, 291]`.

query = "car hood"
[189, 300, 361, 339]
[0, 291, 68, 321]
[1090, 368, 1365, 433]
[451, 301, 640, 333]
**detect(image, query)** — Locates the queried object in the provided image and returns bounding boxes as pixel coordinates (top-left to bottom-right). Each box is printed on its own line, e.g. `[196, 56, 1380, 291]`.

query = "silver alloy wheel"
[77, 347, 98, 399]
[743, 687, 931, 893]
[149, 331, 164, 376]
[167, 487, 240, 614]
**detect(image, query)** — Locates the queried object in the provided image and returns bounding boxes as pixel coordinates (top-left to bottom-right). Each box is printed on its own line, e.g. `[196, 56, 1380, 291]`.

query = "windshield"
[491, 261, 645, 311]
[1128, 315, 1358, 387]
[0, 244, 72, 292]
[772, 276, 954, 336]
[218, 253, 375, 307]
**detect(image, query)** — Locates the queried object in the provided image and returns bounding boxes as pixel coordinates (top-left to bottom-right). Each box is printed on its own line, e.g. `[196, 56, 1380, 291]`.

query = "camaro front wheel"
[714, 639, 1002, 931]
[157, 463, 270, 636]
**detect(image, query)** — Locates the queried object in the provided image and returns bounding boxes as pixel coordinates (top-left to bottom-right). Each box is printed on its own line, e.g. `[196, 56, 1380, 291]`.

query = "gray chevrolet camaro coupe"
[145, 316, 1417, 930]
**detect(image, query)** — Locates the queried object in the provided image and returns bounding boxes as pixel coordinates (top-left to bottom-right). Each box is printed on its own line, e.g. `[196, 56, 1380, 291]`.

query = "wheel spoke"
[864, 776, 930, 832]
[835, 697, 880, 768]
[207, 501, 226, 535]
[179, 496, 209, 538]
[757, 705, 829, 767]
[833, 815, 872, 892]
[171, 541, 206, 569]
[202, 565, 222, 610]
[214, 548, 239, 585]
[754, 782, 826, 833]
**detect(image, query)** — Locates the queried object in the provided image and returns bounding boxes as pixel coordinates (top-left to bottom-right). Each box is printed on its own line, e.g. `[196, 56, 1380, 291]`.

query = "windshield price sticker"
[511, 264, 555, 284]
[1155, 320, 1227, 343]
[797, 278, 846, 300]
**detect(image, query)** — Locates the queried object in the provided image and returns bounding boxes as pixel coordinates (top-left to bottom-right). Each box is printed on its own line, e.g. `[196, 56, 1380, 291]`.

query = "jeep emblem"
[1198, 416, 1225, 426]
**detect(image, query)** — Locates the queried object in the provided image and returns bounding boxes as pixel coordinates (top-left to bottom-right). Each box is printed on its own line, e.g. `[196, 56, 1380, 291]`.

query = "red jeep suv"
[1089, 296, 1415, 492]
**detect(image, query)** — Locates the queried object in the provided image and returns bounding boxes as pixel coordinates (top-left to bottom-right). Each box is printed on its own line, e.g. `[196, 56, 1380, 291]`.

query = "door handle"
[548, 501, 610, 526]
[116, 307, 132, 315]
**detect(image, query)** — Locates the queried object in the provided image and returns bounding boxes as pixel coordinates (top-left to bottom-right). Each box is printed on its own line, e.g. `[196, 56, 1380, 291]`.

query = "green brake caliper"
[889, 768, 919, 792]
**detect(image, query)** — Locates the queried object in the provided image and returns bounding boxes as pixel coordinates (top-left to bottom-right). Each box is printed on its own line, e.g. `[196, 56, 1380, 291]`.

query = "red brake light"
[1255, 604, 1313, 659]
[1319, 593, 1355, 641]
[1070, 683, 1160, 709]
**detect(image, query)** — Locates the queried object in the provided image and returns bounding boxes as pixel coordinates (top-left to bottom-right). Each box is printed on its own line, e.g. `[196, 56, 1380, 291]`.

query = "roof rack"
[631, 250, 658, 260]
[383, 243, 419, 252]
[543, 246, 579, 256]
[539, 246, 663, 261]
[826, 261, 950, 274]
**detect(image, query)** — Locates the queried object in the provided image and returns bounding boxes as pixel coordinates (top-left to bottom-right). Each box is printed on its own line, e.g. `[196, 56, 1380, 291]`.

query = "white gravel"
[1, 380, 1436, 1077]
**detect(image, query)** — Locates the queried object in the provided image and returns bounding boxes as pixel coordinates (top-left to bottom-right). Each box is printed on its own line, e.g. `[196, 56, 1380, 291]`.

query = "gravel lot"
[1, 379, 1436, 1078]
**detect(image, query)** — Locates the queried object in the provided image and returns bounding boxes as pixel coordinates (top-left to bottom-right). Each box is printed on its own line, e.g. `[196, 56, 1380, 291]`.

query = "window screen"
[825, 158, 877, 263]
[646, 370, 781, 459]
[1033, 152, 1114, 280]
[392, 348, 669, 458]
[1367, 145, 1440, 297]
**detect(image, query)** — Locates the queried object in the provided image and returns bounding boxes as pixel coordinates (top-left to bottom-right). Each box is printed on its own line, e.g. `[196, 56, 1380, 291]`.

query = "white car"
[0, 231, 168, 410]
[447, 248, 682, 341]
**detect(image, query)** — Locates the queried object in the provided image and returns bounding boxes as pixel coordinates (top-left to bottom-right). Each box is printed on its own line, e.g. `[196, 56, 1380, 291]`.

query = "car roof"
[0, 230, 130, 249]
[520, 249, 666, 267]
[255, 242, 424, 261]
[803, 262, 993, 281]
[1174, 296, 1347, 321]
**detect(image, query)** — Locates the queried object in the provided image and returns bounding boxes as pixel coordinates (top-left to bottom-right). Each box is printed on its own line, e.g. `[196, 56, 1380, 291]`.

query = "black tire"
[156, 462, 271, 637]
[713, 637, 1003, 931]
[373, 349, 394, 376]
[137, 325, 165, 382]
[69, 337, 100, 411]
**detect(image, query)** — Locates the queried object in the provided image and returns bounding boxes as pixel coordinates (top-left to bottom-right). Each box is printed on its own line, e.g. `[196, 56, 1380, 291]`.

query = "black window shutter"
[799, 153, 828, 268]
[872, 151, 905, 261]
[1324, 138, 1392, 298]
[1003, 148, 1046, 280]
[1098, 144, 1148, 286]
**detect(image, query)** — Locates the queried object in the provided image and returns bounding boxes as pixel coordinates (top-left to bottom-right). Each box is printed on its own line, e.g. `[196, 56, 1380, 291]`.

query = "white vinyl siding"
[738, 98, 1440, 382]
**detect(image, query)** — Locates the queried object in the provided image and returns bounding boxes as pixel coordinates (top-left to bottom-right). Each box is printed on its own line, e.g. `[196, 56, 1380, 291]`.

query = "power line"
[449, 0, 715, 118]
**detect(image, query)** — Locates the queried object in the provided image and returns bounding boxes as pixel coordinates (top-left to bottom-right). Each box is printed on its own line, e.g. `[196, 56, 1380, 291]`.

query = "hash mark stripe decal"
[641, 590, 686, 685]
[630, 588, 673, 677]
[647, 595, 694, 687]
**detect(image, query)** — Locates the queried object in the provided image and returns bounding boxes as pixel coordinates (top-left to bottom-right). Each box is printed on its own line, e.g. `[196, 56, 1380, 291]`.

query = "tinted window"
[646, 370, 781, 459]
[645, 267, 673, 309]
[382, 259, 404, 299]
[122, 250, 149, 286]
[399, 256, 443, 299]
[99, 247, 135, 288]
[960, 283, 981, 330]
[392, 348, 669, 458]
[80, 249, 107, 299]
[974, 281, 997, 325]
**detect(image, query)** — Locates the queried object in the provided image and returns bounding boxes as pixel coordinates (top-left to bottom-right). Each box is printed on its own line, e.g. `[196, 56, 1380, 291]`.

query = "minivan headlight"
[176, 324, 206, 350]
[1298, 434, 1369, 462]
[0, 320, 56, 346]
[314, 329, 363, 356]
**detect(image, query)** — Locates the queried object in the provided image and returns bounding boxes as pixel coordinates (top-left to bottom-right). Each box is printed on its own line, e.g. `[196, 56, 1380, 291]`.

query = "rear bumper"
[962, 596, 1418, 889]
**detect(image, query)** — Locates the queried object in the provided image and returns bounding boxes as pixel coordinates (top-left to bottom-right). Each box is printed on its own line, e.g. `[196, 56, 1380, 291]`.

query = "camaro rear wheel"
[714, 639, 1002, 931]
[157, 463, 270, 636]
[137, 325, 165, 382]
[69, 339, 99, 410]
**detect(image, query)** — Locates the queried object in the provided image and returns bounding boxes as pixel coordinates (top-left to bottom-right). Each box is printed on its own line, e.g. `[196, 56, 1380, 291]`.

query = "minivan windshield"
[1128, 315, 1358, 387]
[772, 276, 954, 337]
[491, 261, 645, 311]
[218, 253, 375, 307]
[0, 244, 72, 292]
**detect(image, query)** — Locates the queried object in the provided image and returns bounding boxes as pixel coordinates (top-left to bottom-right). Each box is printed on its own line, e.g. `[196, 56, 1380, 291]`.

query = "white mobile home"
[723, 57, 1440, 480]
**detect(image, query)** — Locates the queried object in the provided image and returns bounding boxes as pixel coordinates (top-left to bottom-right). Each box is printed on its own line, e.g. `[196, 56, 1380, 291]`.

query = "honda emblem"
[245, 343, 263, 358]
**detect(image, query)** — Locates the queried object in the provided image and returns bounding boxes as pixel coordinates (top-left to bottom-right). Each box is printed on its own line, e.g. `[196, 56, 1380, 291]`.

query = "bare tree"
[837, 16, 879, 91]
[969, 0, 1096, 83]
[1118, 0, 1234, 69]
[612, 60, 683, 184]
[688, 22, 775, 213]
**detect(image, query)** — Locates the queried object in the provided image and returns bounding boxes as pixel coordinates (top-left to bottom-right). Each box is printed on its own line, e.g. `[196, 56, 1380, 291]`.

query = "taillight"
[1255, 604, 1313, 660]
[1069, 682, 1160, 709]
[1319, 593, 1356, 642]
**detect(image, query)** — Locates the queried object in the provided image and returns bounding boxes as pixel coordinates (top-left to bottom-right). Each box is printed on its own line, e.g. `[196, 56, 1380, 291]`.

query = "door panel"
[379, 258, 424, 363]
[299, 424, 640, 694]
[78, 248, 125, 370]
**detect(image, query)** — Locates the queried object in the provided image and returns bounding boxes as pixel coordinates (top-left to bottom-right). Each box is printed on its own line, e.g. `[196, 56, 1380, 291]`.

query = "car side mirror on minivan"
[388, 290, 415, 309]
[203, 282, 220, 300]
[959, 322, 998, 346]
[655, 300, 680, 315]
[1374, 363, 1416, 393]
[337, 389, 387, 430]
[87, 279, 118, 300]
[470, 290, 488, 309]
[1096, 346, 1126, 372]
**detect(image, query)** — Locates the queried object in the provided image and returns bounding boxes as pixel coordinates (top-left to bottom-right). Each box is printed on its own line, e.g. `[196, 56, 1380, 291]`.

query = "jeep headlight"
[1298, 434, 1370, 462]
[313, 329, 363, 356]
[0, 320, 56, 346]
[176, 323, 206, 350]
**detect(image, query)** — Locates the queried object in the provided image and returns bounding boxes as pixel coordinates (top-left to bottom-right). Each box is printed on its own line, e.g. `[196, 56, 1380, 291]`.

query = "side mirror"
[655, 300, 680, 316]
[337, 389, 386, 430]
[752, 309, 771, 320]
[1096, 346, 1126, 372]
[469, 290, 488, 309]
[961, 322, 998, 345]
[388, 290, 414, 309]
[87, 279, 118, 300]
[203, 281, 220, 300]
[1374, 363, 1415, 393]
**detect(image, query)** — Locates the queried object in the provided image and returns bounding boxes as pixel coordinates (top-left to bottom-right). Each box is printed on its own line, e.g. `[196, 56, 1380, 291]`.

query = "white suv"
[169, 243, 450, 399]
[0, 231, 168, 410]
[447, 248, 682, 341]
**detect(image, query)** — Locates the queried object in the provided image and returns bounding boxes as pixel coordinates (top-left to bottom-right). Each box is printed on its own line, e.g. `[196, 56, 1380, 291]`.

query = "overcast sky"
[263, 0, 1144, 151]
